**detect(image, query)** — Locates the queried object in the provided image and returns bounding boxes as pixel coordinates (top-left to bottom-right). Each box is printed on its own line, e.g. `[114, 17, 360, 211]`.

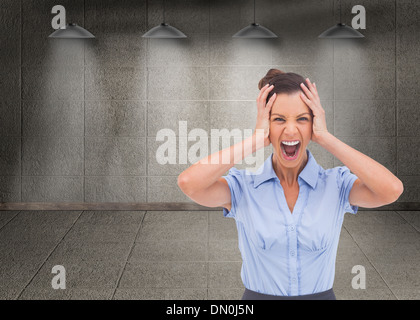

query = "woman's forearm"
[178, 131, 265, 196]
[317, 132, 403, 199]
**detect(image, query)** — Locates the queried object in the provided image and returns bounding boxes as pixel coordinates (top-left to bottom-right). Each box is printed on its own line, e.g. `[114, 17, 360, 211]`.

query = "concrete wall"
[0, 0, 418, 203]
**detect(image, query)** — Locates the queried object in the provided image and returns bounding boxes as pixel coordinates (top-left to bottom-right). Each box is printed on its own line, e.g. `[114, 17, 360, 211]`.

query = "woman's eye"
[273, 117, 308, 122]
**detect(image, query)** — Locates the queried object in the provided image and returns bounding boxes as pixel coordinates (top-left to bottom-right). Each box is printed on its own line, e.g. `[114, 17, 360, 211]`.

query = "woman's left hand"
[299, 78, 329, 144]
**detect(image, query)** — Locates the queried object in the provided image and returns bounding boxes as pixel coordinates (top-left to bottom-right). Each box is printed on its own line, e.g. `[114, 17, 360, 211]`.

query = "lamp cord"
[254, 0, 256, 24]
[339, 0, 342, 23]
[163, 0, 166, 24]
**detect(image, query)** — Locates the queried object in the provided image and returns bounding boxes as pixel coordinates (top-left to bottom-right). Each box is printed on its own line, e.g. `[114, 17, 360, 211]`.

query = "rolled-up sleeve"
[337, 166, 359, 214]
[221, 167, 244, 218]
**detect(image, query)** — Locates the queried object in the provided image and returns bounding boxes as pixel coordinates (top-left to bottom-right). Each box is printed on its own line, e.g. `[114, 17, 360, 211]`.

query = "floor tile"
[208, 262, 242, 288]
[136, 211, 208, 242]
[129, 240, 206, 262]
[0, 209, 419, 300]
[48, 240, 132, 263]
[334, 287, 396, 300]
[118, 261, 207, 289]
[64, 223, 139, 243]
[25, 259, 125, 290]
[208, 240, 241, 262]
[18, 288, 114, 300]
[113, 288, 207, 300]
[208, 288, 245, 300]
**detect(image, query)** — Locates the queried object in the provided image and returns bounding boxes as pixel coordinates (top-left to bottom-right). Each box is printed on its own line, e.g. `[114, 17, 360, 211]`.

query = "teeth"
[282, 140, 300, 146]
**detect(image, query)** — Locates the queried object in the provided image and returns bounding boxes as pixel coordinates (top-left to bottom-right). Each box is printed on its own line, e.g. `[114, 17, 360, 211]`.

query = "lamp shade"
[49, 23, 95, 38]
[142, 23, 187, 38]
[233, 23, 277, 38]
[318, 23, 364, 38]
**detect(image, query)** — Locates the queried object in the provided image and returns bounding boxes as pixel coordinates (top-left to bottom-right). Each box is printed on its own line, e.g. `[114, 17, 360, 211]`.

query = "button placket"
[287, 223, 299, 295]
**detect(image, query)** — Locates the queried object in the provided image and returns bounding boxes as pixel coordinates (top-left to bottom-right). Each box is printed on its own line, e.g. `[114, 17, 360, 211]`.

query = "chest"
[235, 173, 346, 253]
[240, 184, 343, 252]
[282, 185, 300, 214]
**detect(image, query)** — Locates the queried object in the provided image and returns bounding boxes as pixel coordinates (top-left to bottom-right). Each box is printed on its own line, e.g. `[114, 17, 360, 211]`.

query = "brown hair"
[258, 68, 309, 103]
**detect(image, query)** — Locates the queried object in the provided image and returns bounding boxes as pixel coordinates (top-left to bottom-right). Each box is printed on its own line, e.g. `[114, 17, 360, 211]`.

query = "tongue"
[284, 144, 297, 156]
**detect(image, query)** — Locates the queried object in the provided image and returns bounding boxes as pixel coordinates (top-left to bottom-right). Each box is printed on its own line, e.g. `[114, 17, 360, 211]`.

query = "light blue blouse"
[222, 148, 359, 296]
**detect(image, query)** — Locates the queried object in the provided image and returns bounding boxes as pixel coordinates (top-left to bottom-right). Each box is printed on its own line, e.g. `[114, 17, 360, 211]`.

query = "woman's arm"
[177, 132, 263, 197]
[178, 84, 276, 206]
[299, 78, 403, 207]
[317, 132, 403, 206]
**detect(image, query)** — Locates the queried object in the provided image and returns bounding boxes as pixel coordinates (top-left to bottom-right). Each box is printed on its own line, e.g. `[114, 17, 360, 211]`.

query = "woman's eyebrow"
[271, 112, 312, 117]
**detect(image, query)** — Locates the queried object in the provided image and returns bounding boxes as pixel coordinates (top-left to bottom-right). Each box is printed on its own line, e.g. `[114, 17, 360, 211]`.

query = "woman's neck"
[272, 150, 308, 188]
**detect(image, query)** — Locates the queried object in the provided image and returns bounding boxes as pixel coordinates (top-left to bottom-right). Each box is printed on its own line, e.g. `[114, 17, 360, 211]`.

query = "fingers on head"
[306, 79, 316, 91]
[258, 84, 274, 103]
[263, 84, 274, 97]
[301, 84, 313, 98]
[257, 84, 268, 99]
[266, 93, 276, 110]
[300, 92, 312, 106]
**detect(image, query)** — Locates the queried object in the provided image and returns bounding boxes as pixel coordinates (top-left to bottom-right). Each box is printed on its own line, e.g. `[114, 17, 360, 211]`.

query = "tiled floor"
[0, 210, 419, 300]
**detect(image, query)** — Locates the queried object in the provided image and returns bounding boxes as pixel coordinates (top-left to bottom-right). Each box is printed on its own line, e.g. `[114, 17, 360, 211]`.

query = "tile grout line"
[395, 210, 420, 234]
[342, 224, 399, 300]
[0, 211, 21, 232]
[110, 210, 146, 300]
[145, 0, 149, 203]
[15, 210, 84, 300]
[83, 0, 86, 203]
[20, 0, 23, 202]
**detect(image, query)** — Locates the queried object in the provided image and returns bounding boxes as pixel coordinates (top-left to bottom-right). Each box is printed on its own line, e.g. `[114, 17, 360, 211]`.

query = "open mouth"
[280, 140, 301, 161]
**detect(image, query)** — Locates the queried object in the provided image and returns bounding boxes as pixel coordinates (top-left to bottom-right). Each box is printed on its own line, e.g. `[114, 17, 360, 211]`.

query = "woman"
[177, 69, 404, 300]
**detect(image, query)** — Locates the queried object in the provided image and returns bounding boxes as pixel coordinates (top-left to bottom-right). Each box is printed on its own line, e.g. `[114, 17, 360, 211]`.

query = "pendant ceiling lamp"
[142, 0, 187, 38]
[318, 0, 364, 38]
[233, 0, 277, 38]
[49, 23, 95, 38]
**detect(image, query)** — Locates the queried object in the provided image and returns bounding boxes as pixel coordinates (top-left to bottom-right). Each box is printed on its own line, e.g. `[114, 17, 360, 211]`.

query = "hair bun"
[258, 68, 284, 90]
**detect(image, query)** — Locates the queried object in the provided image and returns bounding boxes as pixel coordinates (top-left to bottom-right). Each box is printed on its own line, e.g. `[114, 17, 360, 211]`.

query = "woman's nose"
[284, 123, 298, 135]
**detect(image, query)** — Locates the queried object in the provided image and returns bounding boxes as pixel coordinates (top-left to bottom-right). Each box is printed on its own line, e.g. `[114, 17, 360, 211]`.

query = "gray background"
[0, 0, 420, 301]
[0, 0, 419, 203]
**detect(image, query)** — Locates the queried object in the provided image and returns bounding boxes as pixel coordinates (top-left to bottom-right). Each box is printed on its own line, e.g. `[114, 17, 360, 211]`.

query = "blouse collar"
[253, 148, 320, 189]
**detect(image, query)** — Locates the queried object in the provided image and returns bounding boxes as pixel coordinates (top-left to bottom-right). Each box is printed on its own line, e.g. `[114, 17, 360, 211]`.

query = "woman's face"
[269, 92, 313, 169]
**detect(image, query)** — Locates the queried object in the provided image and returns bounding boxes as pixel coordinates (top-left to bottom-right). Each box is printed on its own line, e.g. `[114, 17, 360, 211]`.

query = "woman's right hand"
[254, 84, 276, 147]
